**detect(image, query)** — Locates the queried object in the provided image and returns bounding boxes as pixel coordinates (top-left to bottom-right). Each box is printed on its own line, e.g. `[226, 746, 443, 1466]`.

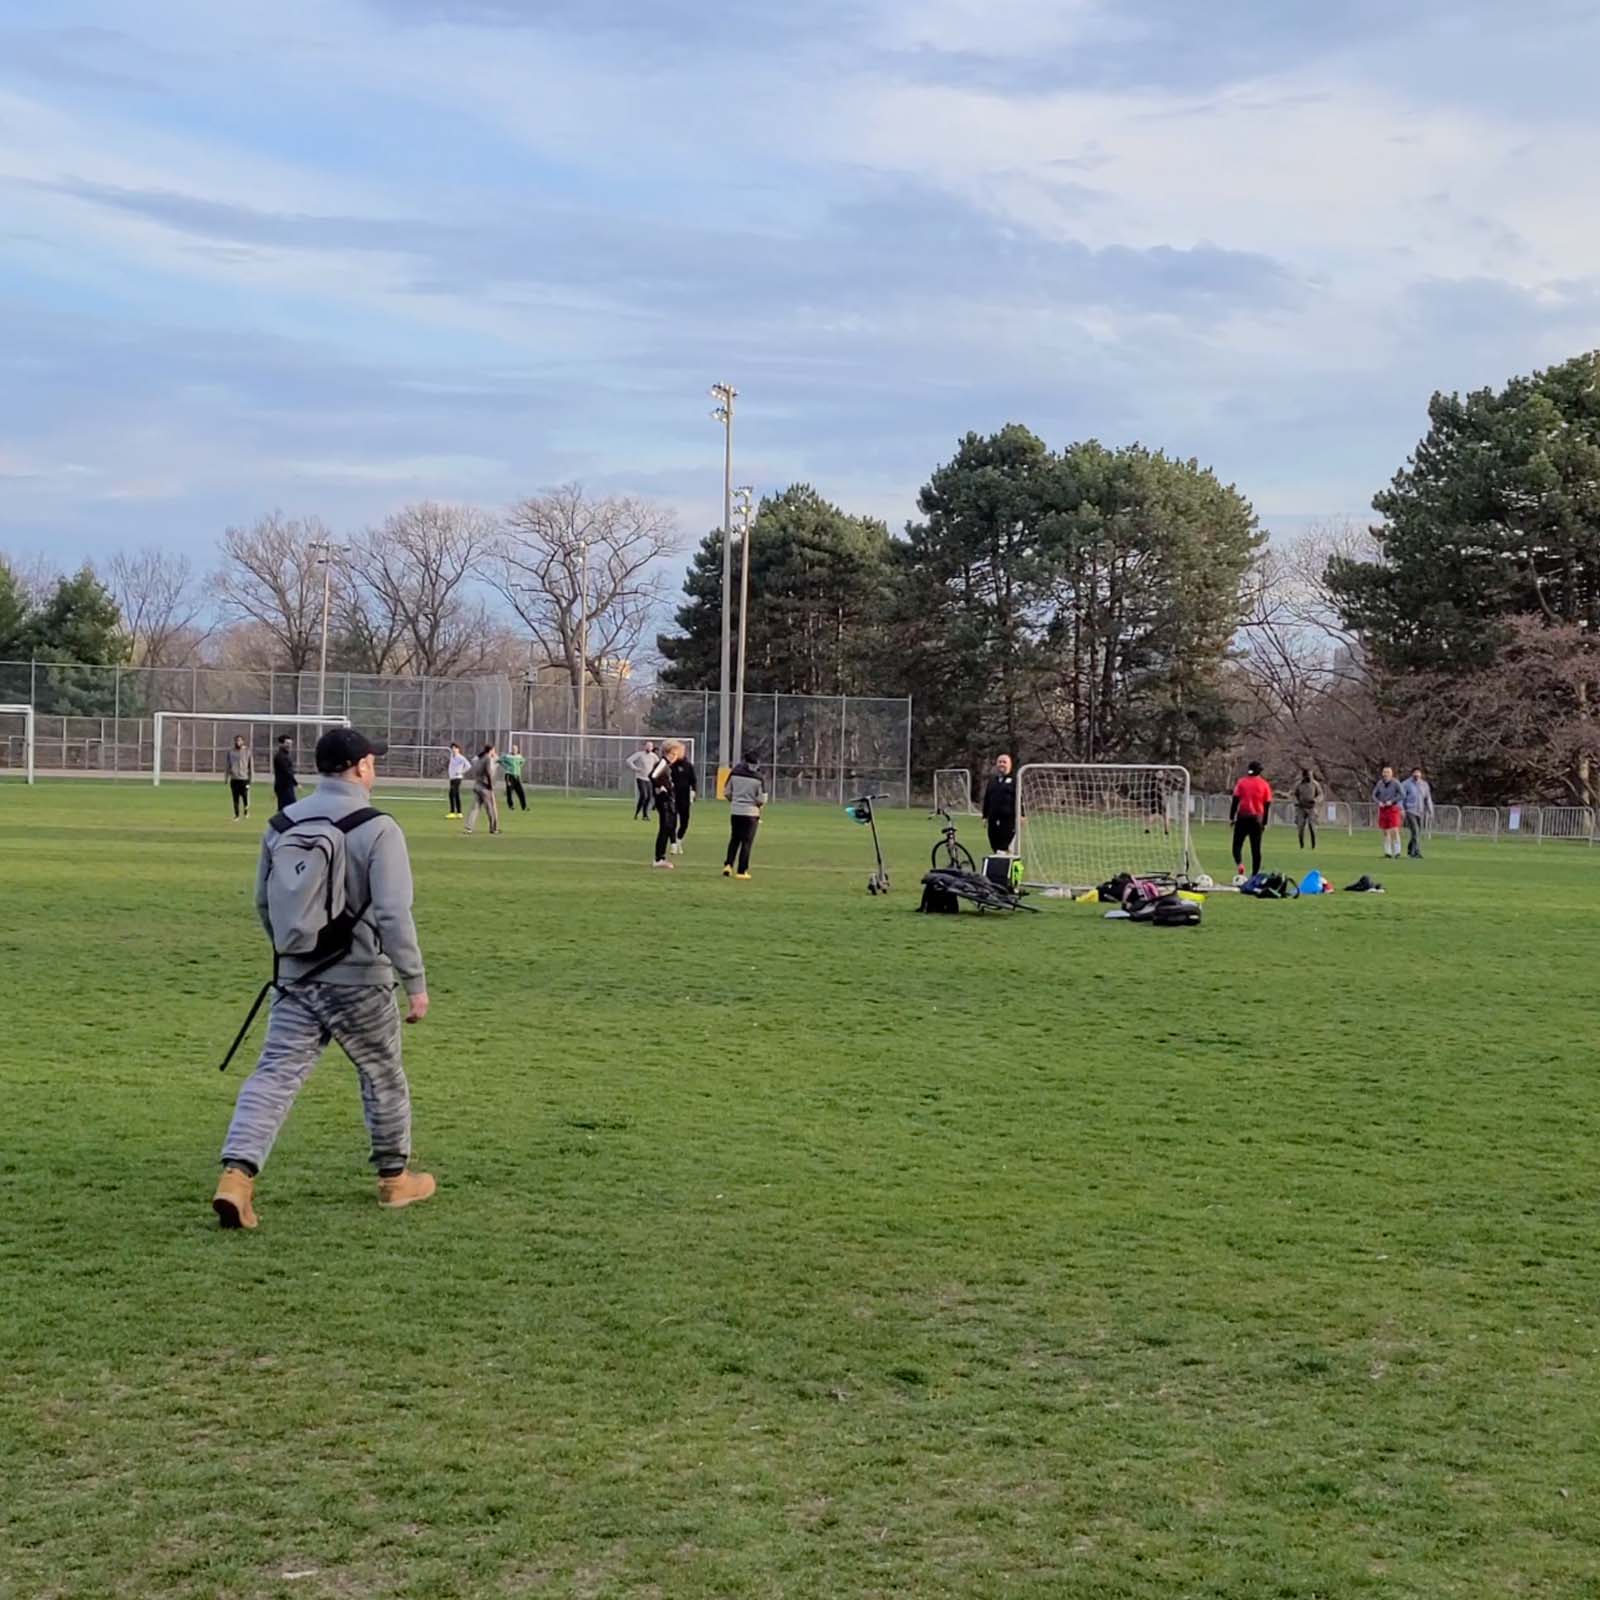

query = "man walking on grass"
[1401, 766, 1434, 859]
[212, 727, 434, 1230]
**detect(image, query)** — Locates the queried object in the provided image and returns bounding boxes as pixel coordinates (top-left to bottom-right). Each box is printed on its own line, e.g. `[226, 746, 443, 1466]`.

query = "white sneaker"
[652, 858, 674, 869]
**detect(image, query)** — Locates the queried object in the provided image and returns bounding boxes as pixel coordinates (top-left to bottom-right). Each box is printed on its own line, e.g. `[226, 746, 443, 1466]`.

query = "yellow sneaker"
[736, 872, 752, 880]
[377, 1170, 437, 1210]
[212, 1169, 258, 1230]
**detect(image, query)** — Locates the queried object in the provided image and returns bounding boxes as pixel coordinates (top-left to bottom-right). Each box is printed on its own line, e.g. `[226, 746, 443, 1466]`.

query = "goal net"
[152, 713, 350, 785]
[504, 731, 698, 796]
[933, 768, 978, 815]
[1016, 763, 1201, 893]
[0, 704, 35, 784]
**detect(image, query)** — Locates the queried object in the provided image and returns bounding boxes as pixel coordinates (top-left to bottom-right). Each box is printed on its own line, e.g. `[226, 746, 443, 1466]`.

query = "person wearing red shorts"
[1230, 760, 1273, 879]
[1372, 765, 1405, 858]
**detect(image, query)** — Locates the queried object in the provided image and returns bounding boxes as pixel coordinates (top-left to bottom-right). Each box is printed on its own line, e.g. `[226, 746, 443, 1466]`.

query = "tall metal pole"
[311, 540, 336, 720]
[577, 537, 589, 782]
[710, 383, 737, 787]
[732, 486, 754, 763]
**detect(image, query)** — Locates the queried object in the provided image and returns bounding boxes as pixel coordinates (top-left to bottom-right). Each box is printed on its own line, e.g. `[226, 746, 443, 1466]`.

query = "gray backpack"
[219, 806, 384, 1072]
[264, 807, 382, 959]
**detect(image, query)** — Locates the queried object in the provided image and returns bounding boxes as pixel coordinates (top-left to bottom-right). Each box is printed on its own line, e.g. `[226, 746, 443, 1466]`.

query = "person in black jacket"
[272, 735, 297, 812]
[981, 754, 1017, 854]
[648, 743, 679, 867]
[669, 747, 698, 856]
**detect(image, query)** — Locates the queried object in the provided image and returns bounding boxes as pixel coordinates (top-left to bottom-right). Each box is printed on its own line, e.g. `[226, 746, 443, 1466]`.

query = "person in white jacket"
[445, 743, 471, 819]
[626, 741, 656, 820]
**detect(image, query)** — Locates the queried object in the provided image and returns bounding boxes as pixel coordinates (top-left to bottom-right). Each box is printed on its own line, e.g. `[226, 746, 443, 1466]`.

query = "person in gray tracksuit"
[213, 727, 434, 1229]
[463, 744, 501, 836]
[722, 757, 768, 878]
[226, 736, 254, 819]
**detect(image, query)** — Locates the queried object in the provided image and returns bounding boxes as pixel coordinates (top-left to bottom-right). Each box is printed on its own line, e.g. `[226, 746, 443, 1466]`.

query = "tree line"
[11, 349, 1600, 803]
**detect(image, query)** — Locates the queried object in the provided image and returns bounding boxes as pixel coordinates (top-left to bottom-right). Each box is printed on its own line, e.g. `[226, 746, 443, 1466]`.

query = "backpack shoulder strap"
[268, 813, 294, 835]
[334, 807, 385, 834]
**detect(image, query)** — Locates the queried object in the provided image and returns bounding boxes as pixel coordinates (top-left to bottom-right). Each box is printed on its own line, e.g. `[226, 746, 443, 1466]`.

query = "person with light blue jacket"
[1401, 767, 1434, 859]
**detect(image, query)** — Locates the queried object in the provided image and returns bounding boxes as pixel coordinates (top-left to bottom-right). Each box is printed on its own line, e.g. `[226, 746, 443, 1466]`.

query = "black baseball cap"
[316, 727, 388, 774]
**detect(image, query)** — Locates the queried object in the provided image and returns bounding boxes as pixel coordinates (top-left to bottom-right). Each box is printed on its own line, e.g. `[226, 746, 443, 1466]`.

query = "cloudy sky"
[1, 0, 1596, 569]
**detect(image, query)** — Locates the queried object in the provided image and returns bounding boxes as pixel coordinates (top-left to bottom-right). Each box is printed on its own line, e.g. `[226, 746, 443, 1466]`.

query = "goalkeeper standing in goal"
[981, 754, 1017, 854]
[1230, 760, 1273, 879]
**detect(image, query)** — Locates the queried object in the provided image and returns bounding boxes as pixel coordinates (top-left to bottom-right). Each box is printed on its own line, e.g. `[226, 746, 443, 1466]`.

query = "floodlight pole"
[310, 540, 341, 720]
[710, 383, 737, 788]
[732, 485, 754, 764]
[577, 537, 589, 776]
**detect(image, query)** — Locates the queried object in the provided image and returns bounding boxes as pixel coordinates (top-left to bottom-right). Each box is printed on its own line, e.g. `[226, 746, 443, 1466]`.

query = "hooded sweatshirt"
[725, 762, 767, 818]
[226, 747, 253, 781]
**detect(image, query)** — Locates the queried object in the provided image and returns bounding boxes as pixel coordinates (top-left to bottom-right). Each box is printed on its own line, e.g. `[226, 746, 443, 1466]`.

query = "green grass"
[2, 782, 1597, 1598]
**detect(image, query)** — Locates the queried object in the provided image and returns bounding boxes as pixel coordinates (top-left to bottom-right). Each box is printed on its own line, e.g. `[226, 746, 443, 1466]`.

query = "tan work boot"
[377, 1170, 437, 1210]
[213, 1169, 259, 1230]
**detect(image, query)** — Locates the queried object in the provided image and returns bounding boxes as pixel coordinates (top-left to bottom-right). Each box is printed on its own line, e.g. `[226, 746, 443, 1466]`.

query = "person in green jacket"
[502, 744, 528, 811]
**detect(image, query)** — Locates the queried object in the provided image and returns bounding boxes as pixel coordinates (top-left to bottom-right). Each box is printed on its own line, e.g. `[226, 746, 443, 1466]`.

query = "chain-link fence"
[1191, 792, 1599, 843]
[0, 661, 913, 803]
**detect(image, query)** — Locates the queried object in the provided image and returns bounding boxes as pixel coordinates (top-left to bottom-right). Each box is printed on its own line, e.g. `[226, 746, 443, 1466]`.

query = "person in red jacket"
[1230, 760, 1273, 880]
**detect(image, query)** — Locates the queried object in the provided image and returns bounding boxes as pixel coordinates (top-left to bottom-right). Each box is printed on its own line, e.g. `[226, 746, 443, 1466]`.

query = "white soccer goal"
[504, 730, 698, 797]
[1016, 763, 1201, 893]
[933, 768, 978, 815]
[152, 712, 350, 786]
[0, 703, 35, 784]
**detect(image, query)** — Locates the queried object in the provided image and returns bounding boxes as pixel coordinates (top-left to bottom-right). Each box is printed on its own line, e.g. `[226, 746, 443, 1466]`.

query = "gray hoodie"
[253, 775, 426, 995]
[226, 746, 253, 781]
[725, 763, 767, 818]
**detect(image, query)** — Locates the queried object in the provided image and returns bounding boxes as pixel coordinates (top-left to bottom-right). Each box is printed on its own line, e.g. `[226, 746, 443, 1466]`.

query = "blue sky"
[1, 0, 1597, 569]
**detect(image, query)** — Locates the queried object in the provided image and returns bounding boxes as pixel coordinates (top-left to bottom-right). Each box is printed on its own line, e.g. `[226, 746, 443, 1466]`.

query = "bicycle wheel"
[936, 841, 977, 874]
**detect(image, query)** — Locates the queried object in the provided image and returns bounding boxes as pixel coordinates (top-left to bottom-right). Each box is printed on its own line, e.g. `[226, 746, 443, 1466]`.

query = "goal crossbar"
[504, 729, 697, 796]
[1017, 762, 1200, 893]
[152, 712, 350, 786]
[0, 703, 35, 785]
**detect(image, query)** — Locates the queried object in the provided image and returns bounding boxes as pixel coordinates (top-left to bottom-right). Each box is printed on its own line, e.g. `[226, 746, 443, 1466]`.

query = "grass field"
[3, 781, 1598, 1599]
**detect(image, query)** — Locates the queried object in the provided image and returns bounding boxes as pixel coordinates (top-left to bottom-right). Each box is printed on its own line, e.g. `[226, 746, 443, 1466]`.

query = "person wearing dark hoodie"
[225, 735, 254, 820]
[272, 735, 298, 812]
[669, 743, 698, 856]
[1293, 768, 1323, 849]
[722, 755, 767, 879]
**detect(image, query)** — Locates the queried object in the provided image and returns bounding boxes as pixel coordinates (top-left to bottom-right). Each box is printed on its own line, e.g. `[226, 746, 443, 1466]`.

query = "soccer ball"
[1195, 874, 1214, 889]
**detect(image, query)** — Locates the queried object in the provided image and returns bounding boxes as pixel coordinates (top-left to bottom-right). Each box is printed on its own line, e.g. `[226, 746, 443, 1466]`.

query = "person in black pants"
[669, 746, 697, 856]
[648, 745, 677, 868]
[722, 756, 767, 878]
[981, 754, 1017, 853]
[272, 735, 297, 812]
[1230, 760, 1273, 879]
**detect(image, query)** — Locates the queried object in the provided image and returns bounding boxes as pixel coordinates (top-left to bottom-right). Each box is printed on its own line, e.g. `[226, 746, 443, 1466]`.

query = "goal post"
[933, 768, 978, 815]
[152, 712, 350, 786]
[504, 730, 697, 797]
[1016, 763, 1201, 893]
[0, 703, 35, 784]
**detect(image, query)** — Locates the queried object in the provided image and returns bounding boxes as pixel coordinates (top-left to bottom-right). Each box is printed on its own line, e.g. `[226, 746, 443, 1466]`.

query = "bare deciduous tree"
[212, 513, 331, 674]
[488, 485, 679, 724]
[345, 502, 501, 680]
[108, 547, 211, 667]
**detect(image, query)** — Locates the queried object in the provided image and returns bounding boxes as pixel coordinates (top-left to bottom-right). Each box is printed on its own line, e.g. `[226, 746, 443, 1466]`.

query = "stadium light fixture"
[710, 382, 738, 787]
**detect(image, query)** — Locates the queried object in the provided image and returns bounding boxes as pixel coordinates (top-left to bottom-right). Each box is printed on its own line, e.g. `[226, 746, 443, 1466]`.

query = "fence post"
[838, 695, 847, 806]
[904, 696, 913, 807]
[113, 666, 121, 777]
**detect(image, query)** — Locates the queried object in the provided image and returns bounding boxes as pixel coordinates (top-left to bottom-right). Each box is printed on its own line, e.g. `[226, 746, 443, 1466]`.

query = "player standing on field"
[627, 741, 656, 820]
[462, 744, 501, 836]
[648, 744, 678, 868]
[445, 743, 470, 819]
[722, 754, 767, 878]
[1373, 765, 1405, 859]
[1293, 768, 1323, 849]
[273, 735, 297, 812]
[982, 754, 1017, 854]
[669, 744, 698, 856]
[226, 735, 254, 820]
[1230, 760, 1272, 879]
[502, 744, 528, 812]
[212, 727, 433, 1230]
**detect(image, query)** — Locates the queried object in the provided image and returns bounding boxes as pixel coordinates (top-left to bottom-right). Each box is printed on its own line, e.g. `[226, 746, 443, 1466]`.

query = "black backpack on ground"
[1241, 871, 1298, 899]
